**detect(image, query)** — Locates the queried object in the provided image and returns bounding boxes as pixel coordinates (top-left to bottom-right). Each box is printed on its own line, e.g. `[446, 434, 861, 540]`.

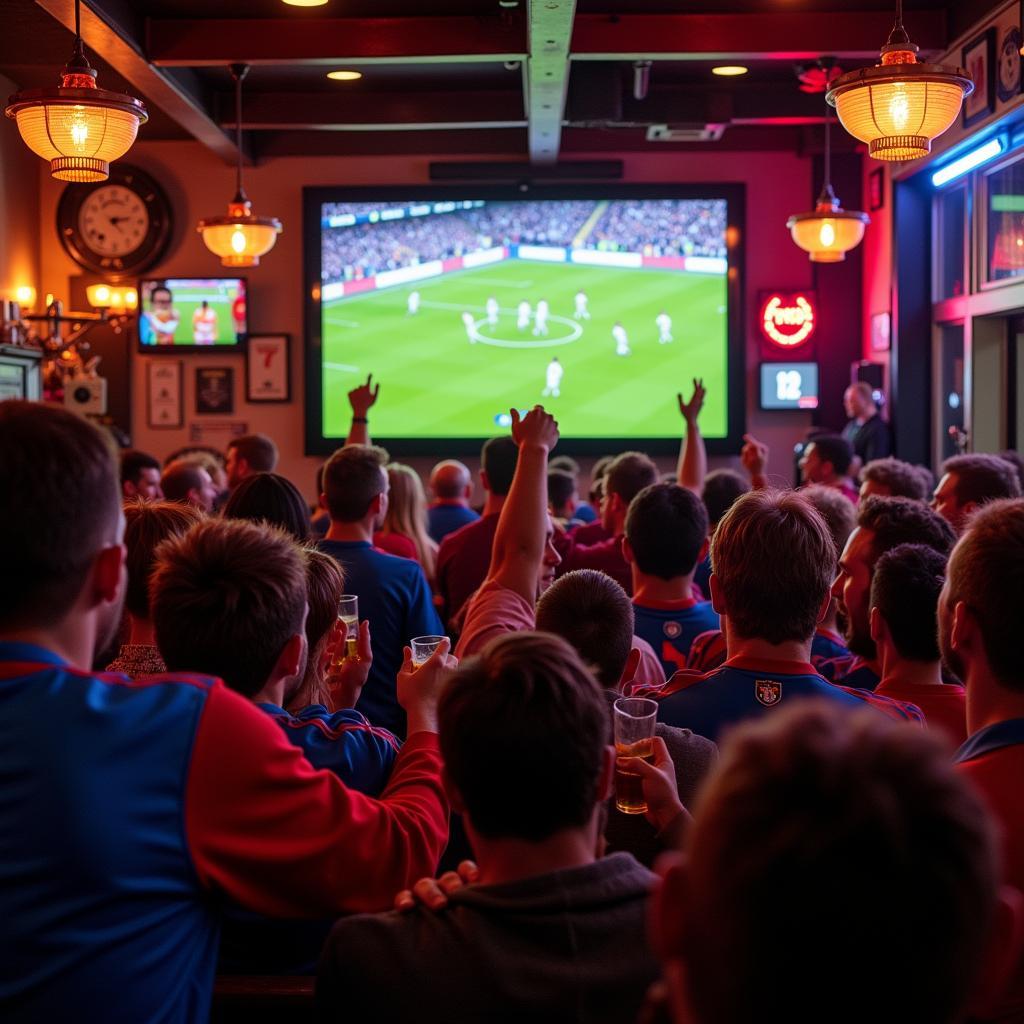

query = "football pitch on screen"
[321, 259, 728, 439]
[160, 283, 239, 345]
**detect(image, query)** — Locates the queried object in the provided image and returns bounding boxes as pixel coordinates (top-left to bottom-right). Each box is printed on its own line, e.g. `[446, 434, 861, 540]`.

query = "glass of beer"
[411, 634, 447, 670]
[613, 697, 658, 815]
[335, 595, 359, 665]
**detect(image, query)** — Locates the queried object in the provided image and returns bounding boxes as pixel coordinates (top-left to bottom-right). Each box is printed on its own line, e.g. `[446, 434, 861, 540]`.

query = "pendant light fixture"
[197, 65, 282, 267]
[787, 104, 870, 263]
[4, 0, 147, 182]
[826, 0, 973, 162]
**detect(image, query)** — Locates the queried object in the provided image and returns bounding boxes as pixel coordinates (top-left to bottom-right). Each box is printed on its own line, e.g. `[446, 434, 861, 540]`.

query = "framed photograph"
[195, 366, 235, 415]
[246, 333, 291, 402]
[870, 311, 891, 353]
[868, 167, 885, 212]
[146, 359, 183, 429]
[963, 29, 996, 128]
[996, 25, 1022, 104]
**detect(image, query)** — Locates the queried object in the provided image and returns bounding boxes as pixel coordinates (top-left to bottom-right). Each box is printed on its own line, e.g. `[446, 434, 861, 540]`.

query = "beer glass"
[335, 595, 359, 664]
[410, 635, 447, 670]
[613, 697, 658, 815]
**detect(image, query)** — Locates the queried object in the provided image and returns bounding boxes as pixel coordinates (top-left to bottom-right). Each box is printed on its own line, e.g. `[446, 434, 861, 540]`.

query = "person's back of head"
[480, 436, 518, 497]
[123, 500, 204, 621]
[801, 484, 856, 564]
[223, 472, 310, 542]
[604, 451, 659, 506]
[536, 570, 634, 688]
[660, 703, 998, 1024]
[292, 546, 346, 708]
[227, 433, 279, 476]
[700, 469, 750, 529]
[439, 631, 610, 841]
[430, 459, 471, 501]
[711, 489, 833, 645]
[625, 483, 708, 582]
[161, 460, 207, 505]
[150, 517, 308, 698]
[861, 457, 931, 501]
[944, 498, 1024, 692]
[549, 455, 580, 478]
[547, 468, 577, 517]
[589, 455, 615, 505]
[808, 433, 854, 478]
[870, 544, 945, 663]
[858, 494, 956, 564]
[0, 402, 121, 634]
[322, 444, 389, 523]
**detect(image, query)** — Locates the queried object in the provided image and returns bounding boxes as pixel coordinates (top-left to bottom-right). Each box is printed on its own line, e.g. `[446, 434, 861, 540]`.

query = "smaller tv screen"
[760, 361, 819, 411]
[138, 278, 247, 350]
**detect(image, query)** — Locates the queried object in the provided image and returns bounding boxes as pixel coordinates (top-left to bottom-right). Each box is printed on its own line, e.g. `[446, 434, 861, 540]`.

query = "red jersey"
[874, 678, 967, 747]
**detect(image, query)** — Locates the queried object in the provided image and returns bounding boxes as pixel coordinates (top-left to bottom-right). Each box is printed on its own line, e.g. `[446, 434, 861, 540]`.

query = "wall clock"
[56, 164, 172, 278]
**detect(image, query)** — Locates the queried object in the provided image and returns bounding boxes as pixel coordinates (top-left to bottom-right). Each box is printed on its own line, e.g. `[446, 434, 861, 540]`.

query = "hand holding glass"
[335, 595, 359, 665]
[613, 697, 658, 815]
[411, 635, 448, 670]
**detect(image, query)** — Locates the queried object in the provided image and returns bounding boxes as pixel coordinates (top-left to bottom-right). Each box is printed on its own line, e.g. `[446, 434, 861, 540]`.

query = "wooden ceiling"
[0, 0, 1002, 165]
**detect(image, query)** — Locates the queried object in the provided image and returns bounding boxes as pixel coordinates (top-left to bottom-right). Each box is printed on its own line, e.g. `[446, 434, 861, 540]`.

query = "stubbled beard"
[845, 616, 876, 660]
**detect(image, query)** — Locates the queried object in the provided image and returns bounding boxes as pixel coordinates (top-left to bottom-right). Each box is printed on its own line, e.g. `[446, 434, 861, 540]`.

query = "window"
[935, 185, 966, 299]
[985, 156, 1024, 284]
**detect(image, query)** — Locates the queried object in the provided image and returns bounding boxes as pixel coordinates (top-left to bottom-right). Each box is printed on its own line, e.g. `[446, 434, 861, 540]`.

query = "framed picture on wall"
[246, 333, 291, 402]
[963, 29, 996, 128]
[868, 168, 885, 212]
[146, 360, 183, 429]
[195, 366, 235, 415]
[870, 311, 891, 353]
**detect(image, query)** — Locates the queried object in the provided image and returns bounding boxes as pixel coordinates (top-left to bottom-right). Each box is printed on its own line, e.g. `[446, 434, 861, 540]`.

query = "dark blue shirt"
[427, 503, 480, 544]
[317, 540, 444, 736]
[632, 599, 720, 679]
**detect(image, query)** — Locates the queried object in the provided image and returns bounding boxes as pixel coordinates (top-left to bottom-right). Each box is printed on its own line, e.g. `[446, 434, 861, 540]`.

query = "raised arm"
[676, 378, 707, 494]
[345, 374, 380, 447]
[740, 433, 770, 490]
[486, 405, 559, 604]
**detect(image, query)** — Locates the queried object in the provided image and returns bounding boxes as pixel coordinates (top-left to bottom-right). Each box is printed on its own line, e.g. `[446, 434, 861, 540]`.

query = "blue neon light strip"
[931, 138, 1006, 188]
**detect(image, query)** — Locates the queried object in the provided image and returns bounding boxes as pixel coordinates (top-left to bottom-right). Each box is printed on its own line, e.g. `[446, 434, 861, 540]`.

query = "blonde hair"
[382, 463, 437, 580]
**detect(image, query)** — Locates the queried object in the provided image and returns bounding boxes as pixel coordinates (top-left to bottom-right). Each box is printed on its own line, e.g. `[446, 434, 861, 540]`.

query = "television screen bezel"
[758, 360, 820, 412]
[303, 184, 745, 457]
[135, 276, 249, 355]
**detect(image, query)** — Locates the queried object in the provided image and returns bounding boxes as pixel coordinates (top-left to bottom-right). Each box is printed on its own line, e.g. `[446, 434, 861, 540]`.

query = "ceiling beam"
[146, 16, 527, 67]
[526, 0, 576, 165]
[34, 0, 242, 165]
[570, 10, 947, 61]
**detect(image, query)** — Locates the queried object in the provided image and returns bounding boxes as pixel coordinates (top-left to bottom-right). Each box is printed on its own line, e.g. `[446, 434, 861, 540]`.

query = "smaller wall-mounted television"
[137, 278, 247, 352]
[759, 361, 819, 411]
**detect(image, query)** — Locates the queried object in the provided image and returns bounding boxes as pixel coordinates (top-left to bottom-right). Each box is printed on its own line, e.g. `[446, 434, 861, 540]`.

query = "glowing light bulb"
[70, 106, 89, 149]
[123, 288, 138, 309]
[819, 221, 836, 247]
[888, 85, 910, 131]
[231, 228, 247, 254]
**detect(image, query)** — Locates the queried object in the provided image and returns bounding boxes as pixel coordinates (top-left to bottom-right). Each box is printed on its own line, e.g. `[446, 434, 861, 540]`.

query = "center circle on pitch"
[472, 313, 583, 349]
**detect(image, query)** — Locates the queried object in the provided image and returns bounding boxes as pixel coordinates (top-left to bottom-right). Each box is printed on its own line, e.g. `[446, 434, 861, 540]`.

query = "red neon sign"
[760, 292, 816, 349]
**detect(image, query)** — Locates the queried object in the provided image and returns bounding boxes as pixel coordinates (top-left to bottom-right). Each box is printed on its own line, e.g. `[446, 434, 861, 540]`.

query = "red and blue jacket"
[0, 642, 448, 1022]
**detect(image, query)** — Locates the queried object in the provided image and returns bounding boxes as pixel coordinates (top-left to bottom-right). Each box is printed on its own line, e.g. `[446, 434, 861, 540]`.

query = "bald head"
[431, 460, 472, 501]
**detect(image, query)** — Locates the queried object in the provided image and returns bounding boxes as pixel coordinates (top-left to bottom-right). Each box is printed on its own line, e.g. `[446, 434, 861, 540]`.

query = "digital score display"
[759, 361, 819, 410]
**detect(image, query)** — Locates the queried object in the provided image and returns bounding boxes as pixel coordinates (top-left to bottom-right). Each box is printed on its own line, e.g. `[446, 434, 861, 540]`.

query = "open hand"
[347, 374, 380, 417]
[677, 378, 706, 424]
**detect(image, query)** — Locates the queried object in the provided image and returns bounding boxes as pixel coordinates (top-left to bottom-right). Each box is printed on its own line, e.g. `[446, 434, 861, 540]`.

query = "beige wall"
[38, 141, 816, 499]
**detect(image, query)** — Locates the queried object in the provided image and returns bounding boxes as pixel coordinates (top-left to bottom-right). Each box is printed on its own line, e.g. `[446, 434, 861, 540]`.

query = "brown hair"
[0, 402, 120, 627]
[322, 445, 389, 522]
[858, 495, 956, 565]
[871, 544, 946, 663]
[711, 489, 834, 644]
[123, 500, 203, 619]
[942, 454, 1022, 507]
[603, 451, 659, 506]
[382, 464, 437, 578]
[151, 518, 307, 698]
[223, 472, 310, 542]
[625, 482, 708, 580]
[947, 498, 1024, 691]
[160, 460, 208, 504]
[680, 703, 997, 1024]
[801, 485, 856, 562]
[440, 632, 610, 840]
[535, 569, 634, 687]
[862, 458, 930, 501]
[227, 433, 279, 473]
[289, 547, 346, 710]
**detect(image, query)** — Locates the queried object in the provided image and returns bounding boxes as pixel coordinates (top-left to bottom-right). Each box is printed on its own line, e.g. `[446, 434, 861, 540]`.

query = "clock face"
[77, 186, 151, 258]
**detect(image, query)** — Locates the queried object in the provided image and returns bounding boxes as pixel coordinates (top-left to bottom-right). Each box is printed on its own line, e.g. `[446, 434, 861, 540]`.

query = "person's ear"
[480, 469, 491, 493]
[91, 544, 125, 606]
[618, 647, 643, 691]
[869, 605, 887, 647]
[278, 633, 305, 680]
[951, 600, 975, 657]
[815, 591, 831, 627]
[708, 573, 725, 616]
[621, 535, 634, 565]
[319, 491, 328, 511]
[970, 885, 1024, 1017]
[597, 745, 615, 802]
[441, 765, 466, 815]
[464, 483, 473, 501]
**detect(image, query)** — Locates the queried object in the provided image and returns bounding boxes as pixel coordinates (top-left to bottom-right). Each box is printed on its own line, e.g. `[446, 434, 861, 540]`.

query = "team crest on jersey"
[755, 680, 782, 707]
[663, 621, 682, 639]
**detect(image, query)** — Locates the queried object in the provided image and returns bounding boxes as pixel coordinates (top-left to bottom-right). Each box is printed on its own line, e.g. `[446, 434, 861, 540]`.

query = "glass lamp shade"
[5, 72, 147, 182]
[198, 198, 282, 268]
[826, 49, 973, 161]
[787, 199, 870, 263]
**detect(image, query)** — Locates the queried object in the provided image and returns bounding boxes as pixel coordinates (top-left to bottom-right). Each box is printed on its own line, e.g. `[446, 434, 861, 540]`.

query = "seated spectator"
[548, 467, 577, 527]
[827, 496, 956, 691]
[120, 449, 163, 501]
[223, 471, 311, 541]
[633, 490, 920, 742]
[624, 483, 719, 678]
[0, 401, 449, 1020]
[650, 703, 1014, 1024]
[859, 456, 931, 502]
[798, 433, 858, 503]
[870, 544, 966, 746]
[225, 433, 279, 492]
[550, 454, 595, 524]
[318, 632, 661, 1023]
[318, 444, 444, 737]
[436, 435, 518, 627]
[842, 380, 892, 472]
[932, 453, 1022, 534]
[570, 455, 616, 545]
[106, 499, 202, 678]
[427, 460, 479, 543]
[160, 458, 219, 512]
[695, 468, 750, 595]
[376, 463, 437, 580]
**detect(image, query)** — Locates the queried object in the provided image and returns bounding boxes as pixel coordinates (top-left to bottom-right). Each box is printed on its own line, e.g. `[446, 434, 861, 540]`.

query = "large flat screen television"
[138, 277, 247, 352]
[304, 186, 744, 455]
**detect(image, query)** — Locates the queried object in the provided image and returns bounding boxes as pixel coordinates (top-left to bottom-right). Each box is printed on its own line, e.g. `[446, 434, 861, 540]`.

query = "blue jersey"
[632, 598, 720, 679]
[317, 540, 444, 736]
[427, 503, 480, 544]
[816, 653, 881, 692]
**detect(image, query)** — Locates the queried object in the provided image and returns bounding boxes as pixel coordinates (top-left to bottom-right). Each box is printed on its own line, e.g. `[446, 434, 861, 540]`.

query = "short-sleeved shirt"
[317, 539, 444, 737]
[874, 679, 966, 747]
[427, 502, 480, 544]
[632, 598, 720, 679]
[436, 513, 500, 625]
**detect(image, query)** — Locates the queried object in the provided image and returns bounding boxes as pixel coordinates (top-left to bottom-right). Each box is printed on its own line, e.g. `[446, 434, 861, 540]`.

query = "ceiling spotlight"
[712, 66, 749, 77]
[327, 70, 363, 81]
[633, 60, 652, 100]
[282, 0, 329, 6]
